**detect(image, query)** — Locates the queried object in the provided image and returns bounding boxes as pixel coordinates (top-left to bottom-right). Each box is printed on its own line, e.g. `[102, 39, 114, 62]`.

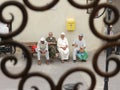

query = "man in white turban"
[36, 37, 49, 65]
[57, 32, 69, 63]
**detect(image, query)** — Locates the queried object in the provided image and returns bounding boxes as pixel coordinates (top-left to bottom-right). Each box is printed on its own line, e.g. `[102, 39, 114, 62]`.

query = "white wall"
[1, 0, 107, 53]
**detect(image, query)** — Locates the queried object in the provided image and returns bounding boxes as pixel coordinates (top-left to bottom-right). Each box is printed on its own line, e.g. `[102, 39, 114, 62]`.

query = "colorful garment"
[77, 51, 88, 61]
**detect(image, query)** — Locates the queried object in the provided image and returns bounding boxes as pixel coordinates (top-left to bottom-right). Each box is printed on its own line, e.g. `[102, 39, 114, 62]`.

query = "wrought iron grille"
[0, 0, 120, 90]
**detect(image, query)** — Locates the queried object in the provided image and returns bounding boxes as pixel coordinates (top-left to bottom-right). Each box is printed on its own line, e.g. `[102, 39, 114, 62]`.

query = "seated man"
[57, 32, 69, 63]
[72, 34, 88, 62]
[36, 37, 49, 65]
[46, 32, 59, 58]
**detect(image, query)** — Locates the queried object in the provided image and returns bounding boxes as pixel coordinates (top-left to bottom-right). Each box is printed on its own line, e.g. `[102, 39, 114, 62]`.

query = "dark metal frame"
[104, 5, 113, 90]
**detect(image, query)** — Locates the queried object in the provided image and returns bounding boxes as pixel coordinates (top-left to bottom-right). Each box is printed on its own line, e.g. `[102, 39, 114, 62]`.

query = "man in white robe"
[57, 32, 69, 63]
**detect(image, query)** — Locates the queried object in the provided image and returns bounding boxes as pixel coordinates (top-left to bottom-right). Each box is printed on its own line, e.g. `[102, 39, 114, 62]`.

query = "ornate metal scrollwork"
[67, 0, 100, 9]
[93, 42, 120, 77]
[0, 0, 120, 90]
[0, 1, 30, 80]
[0, 1, 28, 39]
[23, 0, 59, 11]
[57, 68, 96, 90]
[89, 3, 120, 41]
[0, 40, 32, 79]
[18, 72, 55, 90]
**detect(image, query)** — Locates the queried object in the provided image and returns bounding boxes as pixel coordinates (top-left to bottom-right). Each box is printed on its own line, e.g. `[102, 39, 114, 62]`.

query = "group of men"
[0, 22, 88, 65]
[36, 32, 88, 65]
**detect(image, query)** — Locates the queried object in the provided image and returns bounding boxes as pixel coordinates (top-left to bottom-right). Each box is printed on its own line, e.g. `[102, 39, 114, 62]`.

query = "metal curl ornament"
[67, 0, 99, 9]
[23, 0, 59, 11]
[89, 3, 120, 41]
[93, 42, 120, 77]
[73, 82, 83, 90]
[0, 1, 28, 39]
[31, 86, 39, 90]
[57, 67, 96, 90]
[18, 72, 55, 90]
[0, 40, 32, 79]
